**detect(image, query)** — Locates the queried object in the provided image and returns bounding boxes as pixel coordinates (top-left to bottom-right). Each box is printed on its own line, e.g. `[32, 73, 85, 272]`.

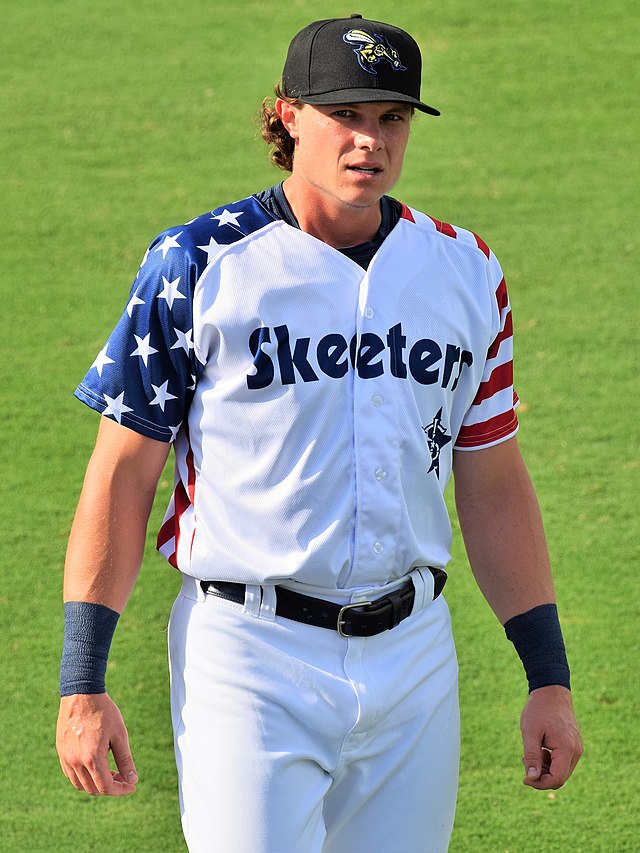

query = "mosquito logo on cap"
[343, 29, 407, 75]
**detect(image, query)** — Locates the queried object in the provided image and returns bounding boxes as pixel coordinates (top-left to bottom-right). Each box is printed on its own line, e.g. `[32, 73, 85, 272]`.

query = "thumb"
[523, 753, 542, 781]
[110, 727, 138, 785]
[521, 726, 545, 782]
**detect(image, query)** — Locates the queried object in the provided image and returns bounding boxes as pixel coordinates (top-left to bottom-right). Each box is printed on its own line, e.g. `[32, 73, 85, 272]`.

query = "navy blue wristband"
[60, 601, 120, 696]
[504, 603, 571, 693]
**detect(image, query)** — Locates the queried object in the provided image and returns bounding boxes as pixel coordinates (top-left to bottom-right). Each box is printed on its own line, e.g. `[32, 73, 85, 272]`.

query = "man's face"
[279, 100, 412, 211]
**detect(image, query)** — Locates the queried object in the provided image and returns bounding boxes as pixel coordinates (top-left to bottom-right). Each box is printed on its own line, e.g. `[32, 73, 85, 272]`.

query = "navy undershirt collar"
[255, 183, 402, 270]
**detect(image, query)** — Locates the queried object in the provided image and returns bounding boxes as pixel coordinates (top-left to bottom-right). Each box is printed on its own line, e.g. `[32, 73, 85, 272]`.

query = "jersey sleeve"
[455, 252, 520, 450]
[74, 228, 203, 442]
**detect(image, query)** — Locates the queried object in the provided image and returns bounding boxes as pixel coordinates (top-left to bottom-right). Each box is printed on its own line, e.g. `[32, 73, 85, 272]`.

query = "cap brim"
[298, 89, 440, 116]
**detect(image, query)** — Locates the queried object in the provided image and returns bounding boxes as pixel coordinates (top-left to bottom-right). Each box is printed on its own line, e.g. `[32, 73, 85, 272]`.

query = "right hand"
[56, 692, 138, 796]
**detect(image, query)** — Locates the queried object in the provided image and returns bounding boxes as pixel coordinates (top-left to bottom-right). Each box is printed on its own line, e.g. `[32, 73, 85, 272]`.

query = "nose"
[354, 120, 384, 151]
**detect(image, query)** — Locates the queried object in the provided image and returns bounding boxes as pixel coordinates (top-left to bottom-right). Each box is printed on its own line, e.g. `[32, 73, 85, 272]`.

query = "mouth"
[347, 165, 383, 175]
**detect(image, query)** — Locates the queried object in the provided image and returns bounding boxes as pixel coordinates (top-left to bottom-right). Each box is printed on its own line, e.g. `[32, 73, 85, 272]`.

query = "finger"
[109, 768, 139, 792]
[72, 763, 101, 796]
[62, 764, 86, 793]
[569, 732, 584, 775]
[525, 747, 572, 790]
[522, 739, 545, 783]
[87, 751, 135, 796]
[110, 727, 138, 787]
[569, 745, 583, 776]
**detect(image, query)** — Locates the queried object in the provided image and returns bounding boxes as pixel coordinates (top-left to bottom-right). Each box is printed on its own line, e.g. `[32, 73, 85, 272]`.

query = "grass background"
[1, 0, 638, 850]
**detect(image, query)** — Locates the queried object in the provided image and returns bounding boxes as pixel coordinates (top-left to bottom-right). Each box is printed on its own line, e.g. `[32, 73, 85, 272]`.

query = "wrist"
[60, 601, 120, 696]
[504, 603, 571, 693]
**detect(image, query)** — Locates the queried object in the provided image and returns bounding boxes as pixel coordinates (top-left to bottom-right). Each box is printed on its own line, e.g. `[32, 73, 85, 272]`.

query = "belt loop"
[244, 584, 262, 616]
[409, 568, 429, 614]
[260, 586, 277, 621]
[186, 573, 207, 602]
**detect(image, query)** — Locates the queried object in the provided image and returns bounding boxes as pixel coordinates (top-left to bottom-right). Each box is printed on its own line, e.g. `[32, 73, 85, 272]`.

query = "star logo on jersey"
[423, 408, 452, 478]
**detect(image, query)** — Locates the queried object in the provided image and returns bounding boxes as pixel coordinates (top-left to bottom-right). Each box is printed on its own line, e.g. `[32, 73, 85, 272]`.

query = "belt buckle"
[337, 600, 372, 638]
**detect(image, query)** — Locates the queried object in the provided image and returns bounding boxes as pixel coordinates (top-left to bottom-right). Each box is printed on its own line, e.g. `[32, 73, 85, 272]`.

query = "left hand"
[520, 685, 583, 789]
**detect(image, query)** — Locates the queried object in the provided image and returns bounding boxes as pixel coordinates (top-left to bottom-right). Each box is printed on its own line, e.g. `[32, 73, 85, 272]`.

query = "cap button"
[350, 13, 363, 18]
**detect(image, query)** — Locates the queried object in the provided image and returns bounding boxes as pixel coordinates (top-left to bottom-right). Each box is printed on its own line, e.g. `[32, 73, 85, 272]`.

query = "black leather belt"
[200, 567, 447, 637]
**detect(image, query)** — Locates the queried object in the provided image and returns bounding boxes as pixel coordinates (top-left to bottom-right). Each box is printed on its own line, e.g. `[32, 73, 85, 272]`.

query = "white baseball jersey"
[76, 193, 518, 589]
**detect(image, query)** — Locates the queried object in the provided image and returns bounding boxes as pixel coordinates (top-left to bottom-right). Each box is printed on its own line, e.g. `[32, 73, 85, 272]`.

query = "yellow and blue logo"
[343, 29, 407, 75]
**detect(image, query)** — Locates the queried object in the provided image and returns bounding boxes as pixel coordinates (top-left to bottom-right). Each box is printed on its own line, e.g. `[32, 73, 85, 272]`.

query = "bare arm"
[453, 436, 582, 789]
[63, 416, 170, 608]
[453, 435, 555, 622]
[56, 417, 171, 796]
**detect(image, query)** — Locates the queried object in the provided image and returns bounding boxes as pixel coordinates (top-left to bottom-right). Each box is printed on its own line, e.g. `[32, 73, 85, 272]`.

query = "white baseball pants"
[168, 570, 460, 853]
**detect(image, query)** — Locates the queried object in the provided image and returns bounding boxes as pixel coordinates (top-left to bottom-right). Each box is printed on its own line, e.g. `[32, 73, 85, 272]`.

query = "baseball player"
[56, 15, 582, 853]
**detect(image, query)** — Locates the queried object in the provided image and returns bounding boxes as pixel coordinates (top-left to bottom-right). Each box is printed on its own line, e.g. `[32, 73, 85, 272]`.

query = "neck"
[281, 177, 382, 248]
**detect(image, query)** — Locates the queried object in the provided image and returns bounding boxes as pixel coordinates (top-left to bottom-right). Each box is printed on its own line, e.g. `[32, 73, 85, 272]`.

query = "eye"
[331, 109, 356, 119]
[382, 112, 407, 123]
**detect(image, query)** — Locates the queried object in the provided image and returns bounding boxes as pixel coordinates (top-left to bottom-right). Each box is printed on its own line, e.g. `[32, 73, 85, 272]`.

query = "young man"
[56, 15, 582, 853]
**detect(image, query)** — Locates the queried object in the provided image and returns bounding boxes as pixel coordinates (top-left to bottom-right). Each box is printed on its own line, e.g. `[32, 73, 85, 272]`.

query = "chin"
[341, 196, 383, 210]
[339, 186, 388, 209]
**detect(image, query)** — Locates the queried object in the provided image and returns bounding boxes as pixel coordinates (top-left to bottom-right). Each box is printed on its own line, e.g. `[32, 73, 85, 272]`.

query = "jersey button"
[373, 541, 384, 554]
[372, 394, 384, 407]
[364, 307, 374, 320]
[374, 468, 387, 481]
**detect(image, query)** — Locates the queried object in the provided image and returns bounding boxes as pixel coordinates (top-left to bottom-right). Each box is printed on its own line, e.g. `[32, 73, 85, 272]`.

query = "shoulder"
[133, 194, 279, 295]
[396, 203, 507, 301]
[151, 195, 278, 267]
[398, 203, 495, 262]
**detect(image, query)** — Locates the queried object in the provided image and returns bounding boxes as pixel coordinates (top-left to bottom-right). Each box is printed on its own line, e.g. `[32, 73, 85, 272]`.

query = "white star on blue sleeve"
[150, 380, 178, 412]
[154, 231, 184, 259]
[212, 209, 244, 228]
[157, 275, 186, 310]
[91, 345, 115, 377]
[130, 333, 158, 366]
[126, 293, 145, 317]
[75, 197, 275, 442]
[102, 391, 134, 424]
[197, 236, 220, 264]
[171, 327, 194, 353]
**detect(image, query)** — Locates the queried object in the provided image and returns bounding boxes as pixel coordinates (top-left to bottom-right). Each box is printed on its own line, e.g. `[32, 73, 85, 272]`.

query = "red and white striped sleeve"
[455, 264, 520, 450]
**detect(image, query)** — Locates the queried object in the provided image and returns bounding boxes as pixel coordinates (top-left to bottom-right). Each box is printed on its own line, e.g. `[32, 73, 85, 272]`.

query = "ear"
[275, 99, 301, 140]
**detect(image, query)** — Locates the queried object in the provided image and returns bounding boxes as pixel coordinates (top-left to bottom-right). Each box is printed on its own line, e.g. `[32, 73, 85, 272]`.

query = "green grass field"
[1, 0, 638, 850]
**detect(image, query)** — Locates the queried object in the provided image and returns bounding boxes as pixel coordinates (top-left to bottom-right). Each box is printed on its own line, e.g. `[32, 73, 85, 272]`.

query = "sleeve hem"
[454, 421, 519, 451]
[74, 385, 174, 443]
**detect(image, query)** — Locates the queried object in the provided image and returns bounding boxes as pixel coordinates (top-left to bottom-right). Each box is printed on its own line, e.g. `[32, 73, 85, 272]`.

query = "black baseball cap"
[281, 14, 440, 116]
